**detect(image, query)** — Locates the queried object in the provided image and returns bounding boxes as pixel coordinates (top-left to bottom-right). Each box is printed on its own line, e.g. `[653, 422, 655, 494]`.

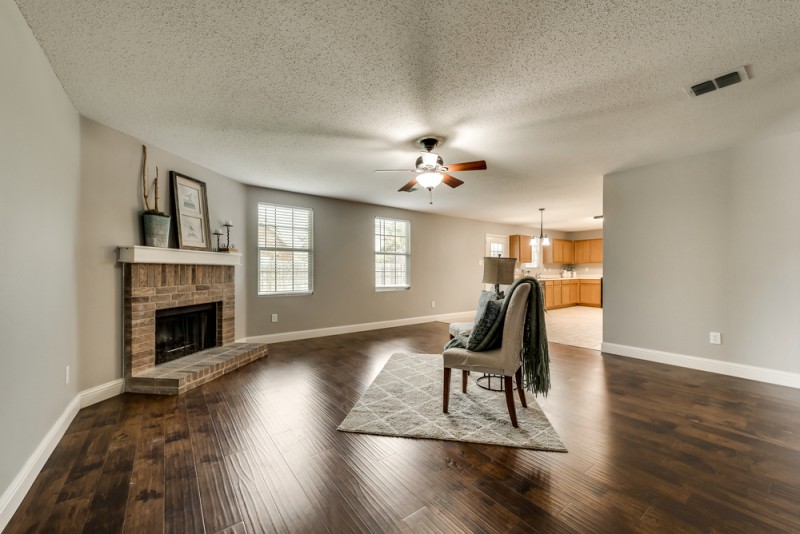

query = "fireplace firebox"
[155, 302, 218, 365]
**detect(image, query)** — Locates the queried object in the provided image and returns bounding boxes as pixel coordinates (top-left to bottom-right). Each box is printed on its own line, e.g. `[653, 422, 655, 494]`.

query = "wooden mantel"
[118, 246, 241, 266]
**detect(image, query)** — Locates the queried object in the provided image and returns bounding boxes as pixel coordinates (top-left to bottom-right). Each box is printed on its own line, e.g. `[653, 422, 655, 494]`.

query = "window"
[375, 217, 410, 290]
[258, 203, 313, 295]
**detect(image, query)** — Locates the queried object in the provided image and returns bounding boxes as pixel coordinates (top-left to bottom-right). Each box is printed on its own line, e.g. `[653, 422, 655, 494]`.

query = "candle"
[224, 220, 233, 226]
[214, 228, 222, 235]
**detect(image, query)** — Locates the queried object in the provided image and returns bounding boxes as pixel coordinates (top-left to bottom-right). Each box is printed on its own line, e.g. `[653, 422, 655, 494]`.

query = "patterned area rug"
[338, 353, 566, 451]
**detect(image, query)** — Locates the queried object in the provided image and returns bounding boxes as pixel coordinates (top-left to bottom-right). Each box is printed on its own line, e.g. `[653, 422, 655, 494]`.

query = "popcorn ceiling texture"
[14, 0, 800, 229]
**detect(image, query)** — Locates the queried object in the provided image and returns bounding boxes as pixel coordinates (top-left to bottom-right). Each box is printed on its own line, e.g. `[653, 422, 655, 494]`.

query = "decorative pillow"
[473, 290, 499, 323]
[467, 296, 503, 351]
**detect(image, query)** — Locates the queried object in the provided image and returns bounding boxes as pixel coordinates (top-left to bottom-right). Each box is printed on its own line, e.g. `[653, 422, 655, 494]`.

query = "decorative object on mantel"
[171, 171, 211, 251]
[212, 228, 224, 251]
[217, 220, 238, 252]
[140, 145, 170, 248]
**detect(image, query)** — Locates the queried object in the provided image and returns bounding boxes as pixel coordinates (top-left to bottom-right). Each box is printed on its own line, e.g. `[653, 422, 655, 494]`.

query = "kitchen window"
[258, 203, 313, 295]
[375, 217, 410, 290]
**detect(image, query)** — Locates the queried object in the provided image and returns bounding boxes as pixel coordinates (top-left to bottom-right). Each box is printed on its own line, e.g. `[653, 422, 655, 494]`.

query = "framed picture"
[171, 171, 211, 250]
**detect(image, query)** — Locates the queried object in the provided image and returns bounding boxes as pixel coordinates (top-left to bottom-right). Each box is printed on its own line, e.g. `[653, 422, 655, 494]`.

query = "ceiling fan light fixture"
[420, 152, 439, 166]
[417, 172, 443, 189]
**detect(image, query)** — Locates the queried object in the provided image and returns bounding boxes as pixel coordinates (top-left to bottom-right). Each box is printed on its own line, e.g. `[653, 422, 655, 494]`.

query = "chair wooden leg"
[443, 367, 451, 413]
[515, 367, 527, 408]
[504, 376, 518, 427]
[462, 370, 469, 393]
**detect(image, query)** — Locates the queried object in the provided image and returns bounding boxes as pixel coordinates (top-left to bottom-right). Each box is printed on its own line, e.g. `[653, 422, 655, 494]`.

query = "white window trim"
[257, 202, 314, 296]
[375, 216, 411, 291]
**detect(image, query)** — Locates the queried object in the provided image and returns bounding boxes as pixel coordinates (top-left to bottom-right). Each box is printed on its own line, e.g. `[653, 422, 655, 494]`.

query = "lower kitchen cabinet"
[542, 279, 596, 310]
[579, 279, 602, 307]
[544, 281, 554, 309]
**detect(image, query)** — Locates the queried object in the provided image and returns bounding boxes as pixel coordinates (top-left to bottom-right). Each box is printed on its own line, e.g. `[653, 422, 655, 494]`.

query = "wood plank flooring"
[7, 322, 800, 533]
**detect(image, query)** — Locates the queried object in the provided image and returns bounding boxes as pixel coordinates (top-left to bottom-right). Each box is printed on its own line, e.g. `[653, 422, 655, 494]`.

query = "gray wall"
[77, 118, 249, 389]
[0, 0, 81, 503]
[245, 186, 536, 336]
[604, 132, 800, 372]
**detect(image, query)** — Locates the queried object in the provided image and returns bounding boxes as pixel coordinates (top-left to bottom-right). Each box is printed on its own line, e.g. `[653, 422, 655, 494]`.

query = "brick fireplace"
[120, 247, 267, 395]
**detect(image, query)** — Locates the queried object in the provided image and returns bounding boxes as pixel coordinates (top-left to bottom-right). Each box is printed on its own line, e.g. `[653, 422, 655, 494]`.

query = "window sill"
[258, 291, 314, 297]
[376, 286, 410, 292]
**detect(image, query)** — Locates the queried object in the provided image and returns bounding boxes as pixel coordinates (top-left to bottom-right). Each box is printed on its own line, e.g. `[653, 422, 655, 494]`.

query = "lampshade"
[417, 172, 443, 189]
[482, 256, 516, 285]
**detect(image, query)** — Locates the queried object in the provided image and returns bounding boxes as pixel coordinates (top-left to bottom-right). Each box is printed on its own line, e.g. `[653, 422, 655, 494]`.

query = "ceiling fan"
[375, 137, 487, 196]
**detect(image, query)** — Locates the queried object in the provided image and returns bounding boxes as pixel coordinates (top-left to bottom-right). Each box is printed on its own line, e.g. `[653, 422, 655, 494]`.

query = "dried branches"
[141, 145, 162, 214]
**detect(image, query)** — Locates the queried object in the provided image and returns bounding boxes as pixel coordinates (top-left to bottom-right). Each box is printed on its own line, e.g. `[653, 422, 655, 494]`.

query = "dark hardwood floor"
[7, 322, 800, 533]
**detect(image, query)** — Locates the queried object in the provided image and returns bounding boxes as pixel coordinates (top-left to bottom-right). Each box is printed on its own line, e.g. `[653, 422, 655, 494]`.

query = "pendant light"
[538, 208, 550, 246]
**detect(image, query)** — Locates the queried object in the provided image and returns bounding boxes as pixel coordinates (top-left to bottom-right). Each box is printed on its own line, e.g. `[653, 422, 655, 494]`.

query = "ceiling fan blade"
[442, 174, 464, 188]
[398, 177, 418, 192]
[375, 169, 418, 173]
[445, 160, 487, 172]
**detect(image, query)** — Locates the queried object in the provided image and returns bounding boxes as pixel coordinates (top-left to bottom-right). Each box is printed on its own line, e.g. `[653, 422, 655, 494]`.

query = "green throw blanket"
[445, 277, 550, 396]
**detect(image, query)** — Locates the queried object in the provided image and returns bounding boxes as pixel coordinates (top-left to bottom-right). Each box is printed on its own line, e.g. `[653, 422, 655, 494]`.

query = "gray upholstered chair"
[442, 284, 530, 427]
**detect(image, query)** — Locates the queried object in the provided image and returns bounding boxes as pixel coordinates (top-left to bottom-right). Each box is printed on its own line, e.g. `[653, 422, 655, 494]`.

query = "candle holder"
[212, 228, 224, 252]
[219, 222, 237, 252]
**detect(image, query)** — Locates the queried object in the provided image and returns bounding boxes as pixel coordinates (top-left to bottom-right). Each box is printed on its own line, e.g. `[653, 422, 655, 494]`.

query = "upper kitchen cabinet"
[574, 238, 603, 264]
[544, 238, 574, 264]
[509, 234, 532, 263]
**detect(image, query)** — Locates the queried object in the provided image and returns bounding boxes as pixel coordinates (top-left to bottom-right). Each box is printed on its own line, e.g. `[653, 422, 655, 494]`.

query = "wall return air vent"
[685, 66, 750, 97]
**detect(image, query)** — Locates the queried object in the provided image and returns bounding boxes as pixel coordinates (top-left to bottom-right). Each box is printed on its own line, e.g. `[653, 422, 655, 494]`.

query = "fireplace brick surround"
[122, 260, 267, 395]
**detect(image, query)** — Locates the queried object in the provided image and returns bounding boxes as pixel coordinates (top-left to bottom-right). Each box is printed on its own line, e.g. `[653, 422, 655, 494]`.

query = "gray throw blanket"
[445, 277, 550, 396]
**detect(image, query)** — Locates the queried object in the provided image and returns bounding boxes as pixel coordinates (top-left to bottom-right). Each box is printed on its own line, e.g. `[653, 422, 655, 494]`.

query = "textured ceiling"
[14, 0, 800, 231]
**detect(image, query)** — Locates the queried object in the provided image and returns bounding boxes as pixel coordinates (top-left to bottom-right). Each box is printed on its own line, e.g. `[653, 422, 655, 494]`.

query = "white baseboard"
[0, 395, 80, 530]
[80, 378, 125, 408]
[0, 378, 125, 530]
[601, 342, 800, 389]
[245, 311, 473, 344]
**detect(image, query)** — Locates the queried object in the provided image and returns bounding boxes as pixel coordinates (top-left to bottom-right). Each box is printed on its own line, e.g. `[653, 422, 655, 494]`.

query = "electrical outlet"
[65, 365, 70, 385]
[271, 313, 278, 323]
[431, 300, 436, 308]
[709, 332, 721, 344]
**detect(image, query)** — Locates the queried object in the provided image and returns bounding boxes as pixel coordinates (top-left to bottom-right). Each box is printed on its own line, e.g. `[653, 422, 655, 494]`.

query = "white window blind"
[375, 217, 410, 290]
[258, 203, 313, 295]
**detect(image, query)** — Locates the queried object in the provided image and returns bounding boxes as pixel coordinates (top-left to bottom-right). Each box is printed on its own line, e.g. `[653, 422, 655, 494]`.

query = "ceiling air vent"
[685, 66, 750, 97]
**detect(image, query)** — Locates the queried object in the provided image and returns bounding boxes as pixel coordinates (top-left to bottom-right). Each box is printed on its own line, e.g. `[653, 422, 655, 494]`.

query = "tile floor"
[545, 306, 602, 350]
[443, 305, 602, 351]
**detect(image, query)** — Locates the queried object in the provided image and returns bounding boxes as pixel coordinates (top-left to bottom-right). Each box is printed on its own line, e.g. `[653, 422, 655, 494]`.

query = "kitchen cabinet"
[543, 239, 574, 265]
[579, 279, 602, 307]
[509, 234, 532, 263]
[548, 239, 575, 265]
[544, 280, 554, 309]
[574, 240, 589, 263]
[564, 280, 579, 305]
[574, 239, 603, 264]
[590, 239, 603, 263]
[543, 279, 582, 310]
